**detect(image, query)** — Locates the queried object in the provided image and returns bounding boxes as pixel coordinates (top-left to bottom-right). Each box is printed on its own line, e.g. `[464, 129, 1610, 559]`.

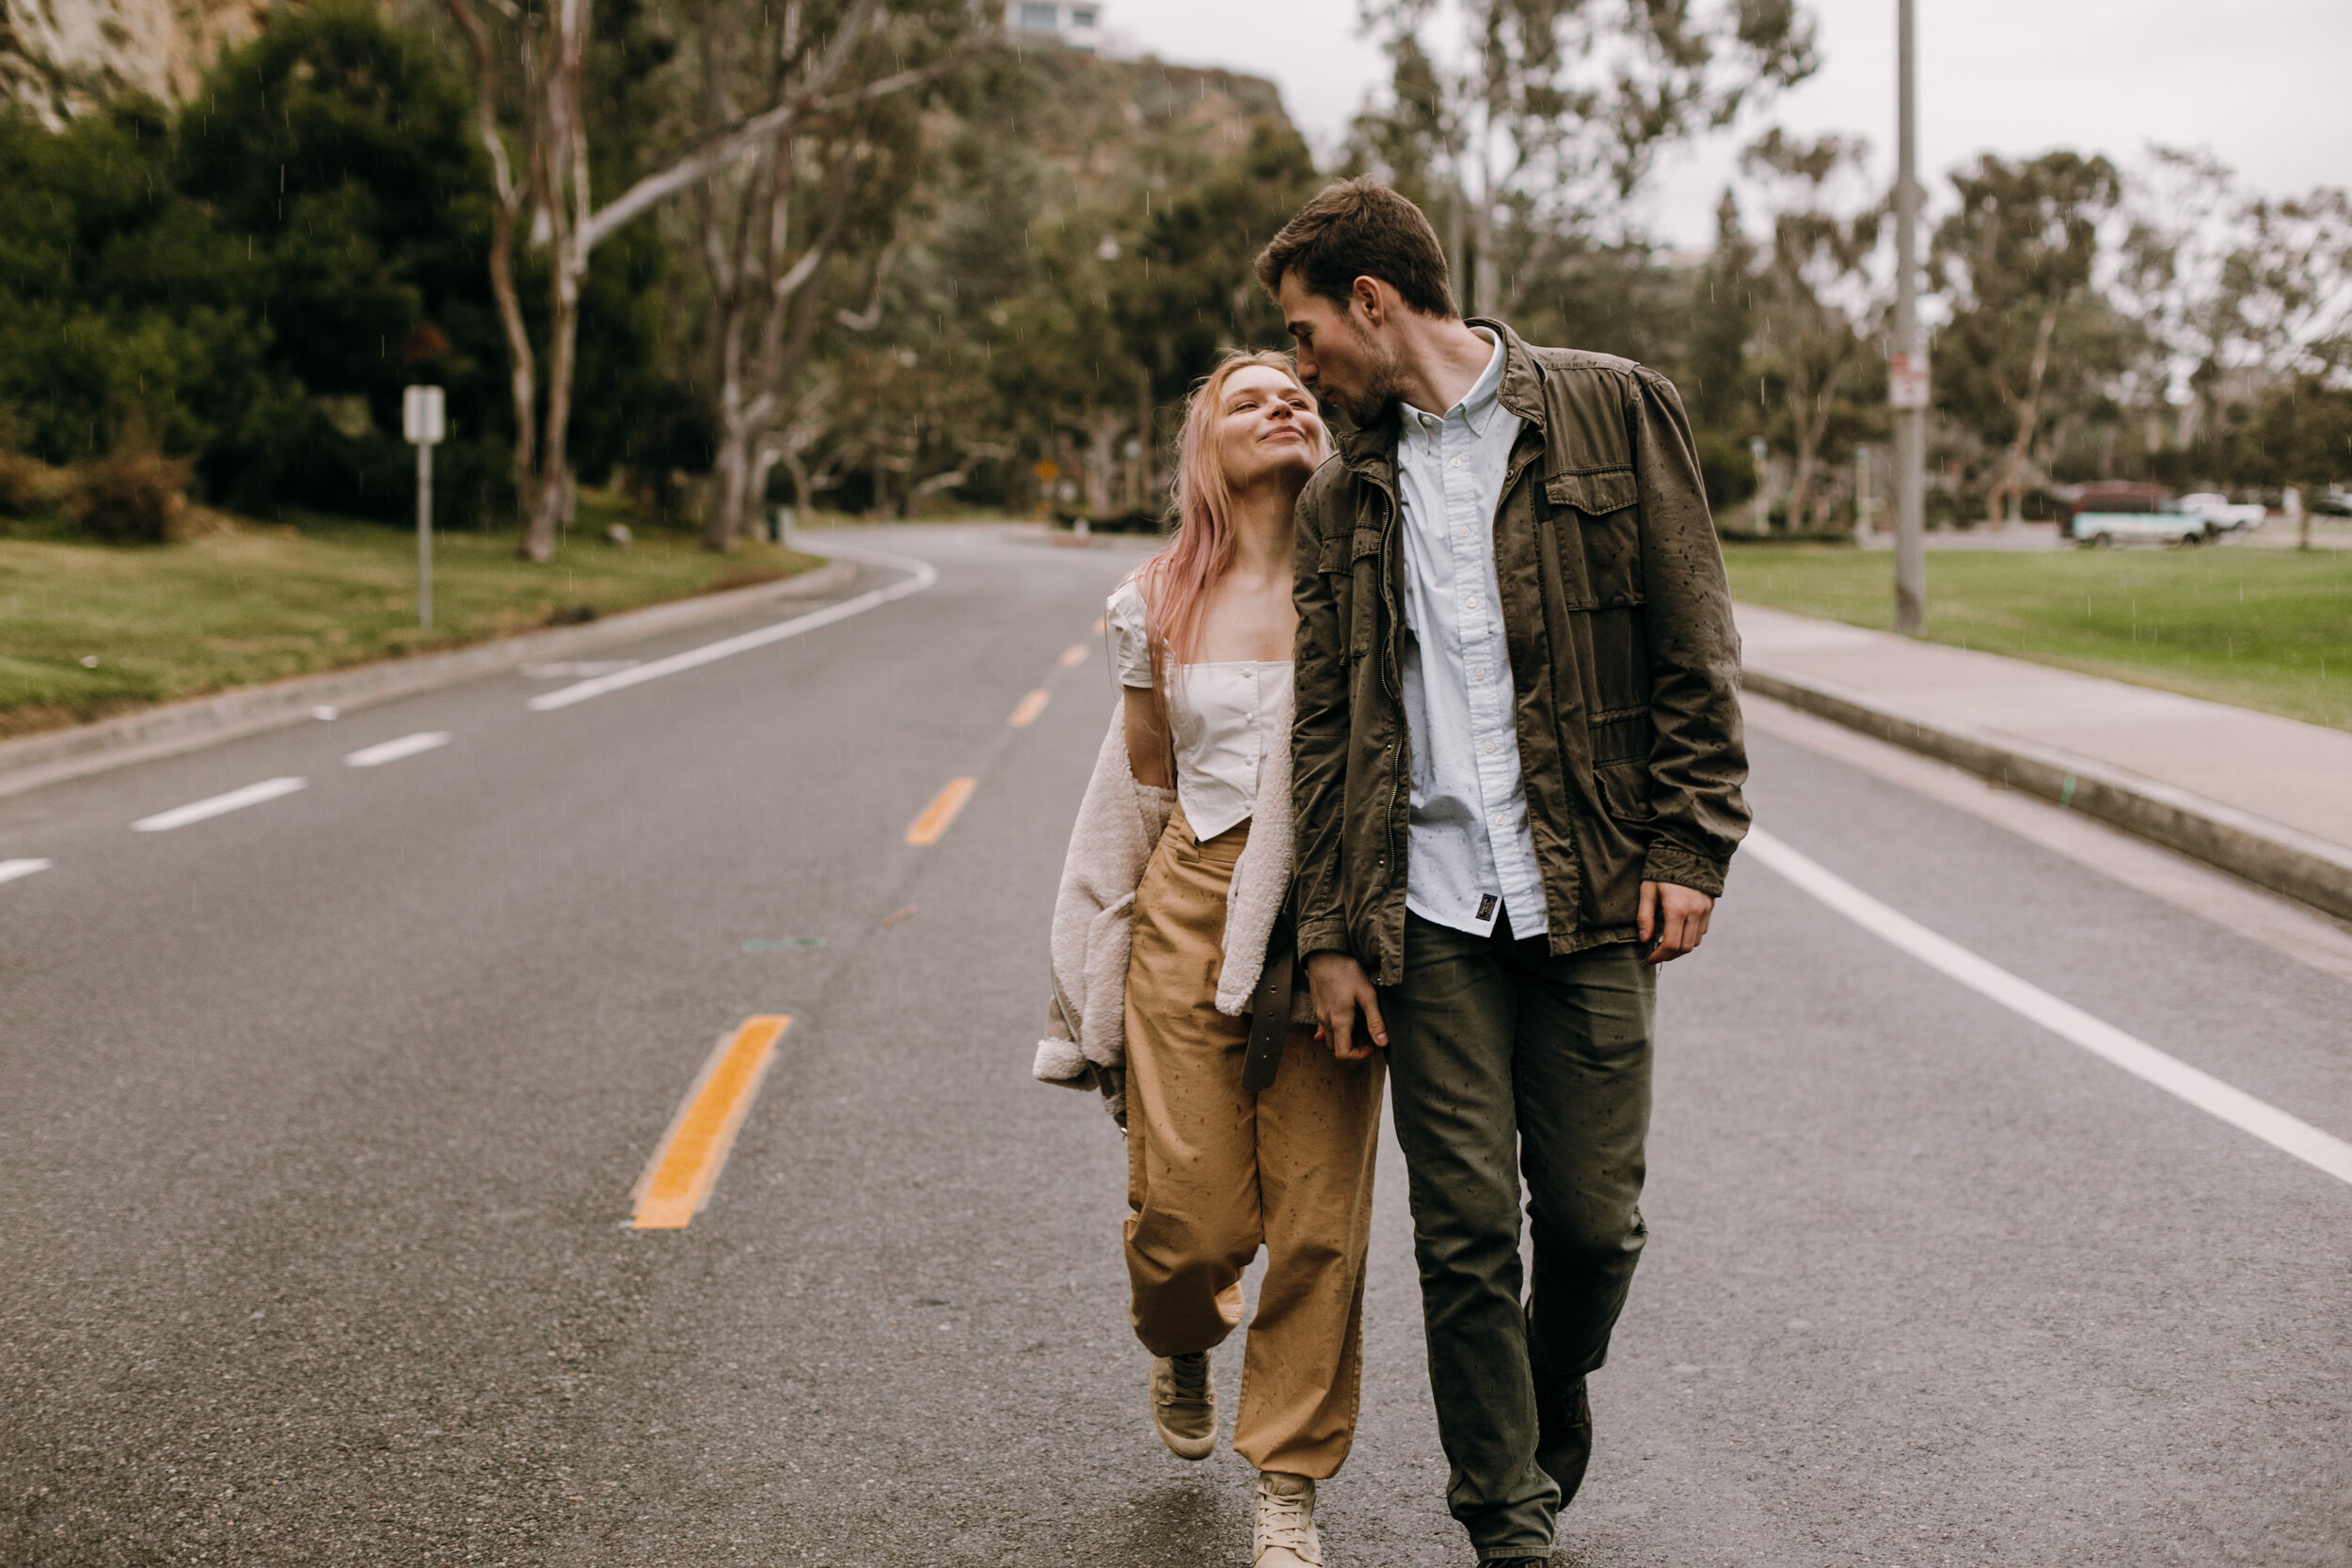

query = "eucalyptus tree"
[1932, 150, 2123, 523]
[1351, 0, 1817, 318]
[1742, 130, 1883, 528]
[441, 0, 958, 560]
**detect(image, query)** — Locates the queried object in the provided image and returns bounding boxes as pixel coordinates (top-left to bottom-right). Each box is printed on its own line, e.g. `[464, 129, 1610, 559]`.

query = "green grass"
[0, 509, 824, 736]
[1723, 543, 2352, 730]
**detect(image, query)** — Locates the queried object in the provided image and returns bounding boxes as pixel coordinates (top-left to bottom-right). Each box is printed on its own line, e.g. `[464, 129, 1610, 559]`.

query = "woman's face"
[1214, 364, 1325, 491]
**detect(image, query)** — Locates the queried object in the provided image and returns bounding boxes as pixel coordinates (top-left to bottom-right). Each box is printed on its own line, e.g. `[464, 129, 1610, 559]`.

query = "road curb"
[1743, 660, 2352, 925]
[0, 558, 861, 800]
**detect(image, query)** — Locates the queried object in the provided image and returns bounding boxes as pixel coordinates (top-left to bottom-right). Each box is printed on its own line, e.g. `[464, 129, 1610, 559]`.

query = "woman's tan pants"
[1122, 805, 1386, 1479]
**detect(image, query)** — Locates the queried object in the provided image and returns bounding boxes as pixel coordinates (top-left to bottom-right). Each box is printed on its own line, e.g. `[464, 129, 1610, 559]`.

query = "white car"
[2071, 507, 2212, 546]
[2177, 492, 2267, 531]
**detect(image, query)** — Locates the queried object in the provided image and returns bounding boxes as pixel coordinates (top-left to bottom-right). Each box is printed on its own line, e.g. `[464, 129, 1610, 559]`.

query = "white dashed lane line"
[0, 858, 52, 884]
[345, 732, 452, 768]
[131, 777, 308, 833]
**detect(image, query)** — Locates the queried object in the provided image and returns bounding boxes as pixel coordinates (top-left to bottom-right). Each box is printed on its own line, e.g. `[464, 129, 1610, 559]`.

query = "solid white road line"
[1746, 828, 2352, 1188]
[0, 858, 53, 884]
[345, 731, 452, 768]
[131, 777, 307, 832]
[527, 546, 940, 712]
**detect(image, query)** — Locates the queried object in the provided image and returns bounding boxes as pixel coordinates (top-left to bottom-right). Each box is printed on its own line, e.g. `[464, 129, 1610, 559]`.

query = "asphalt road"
[3, 524, 2345, 1567]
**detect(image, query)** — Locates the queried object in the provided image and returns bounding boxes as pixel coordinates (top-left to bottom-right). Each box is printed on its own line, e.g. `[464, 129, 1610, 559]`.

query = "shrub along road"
[0, 526, 2344, 1565]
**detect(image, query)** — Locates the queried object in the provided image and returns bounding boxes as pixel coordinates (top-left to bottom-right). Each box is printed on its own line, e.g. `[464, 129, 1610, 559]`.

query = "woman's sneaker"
[1252, 1471, 1322, 1566]
[1150, 1352, 1216, 1459]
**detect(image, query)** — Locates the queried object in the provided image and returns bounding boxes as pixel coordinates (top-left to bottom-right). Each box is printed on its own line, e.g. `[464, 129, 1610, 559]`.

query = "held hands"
[1638, 880, 1714, 964]
[1305, 885, 1712, 1059]
[1305, 951, 1386, 1062]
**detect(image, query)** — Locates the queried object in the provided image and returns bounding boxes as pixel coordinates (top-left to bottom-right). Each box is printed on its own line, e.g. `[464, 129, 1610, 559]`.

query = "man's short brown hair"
[1254, 178, 1458, 320]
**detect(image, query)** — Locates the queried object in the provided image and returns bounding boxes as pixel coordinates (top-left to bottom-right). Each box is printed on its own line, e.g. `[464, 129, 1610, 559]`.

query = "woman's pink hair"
[1129, 349, 1327, 770]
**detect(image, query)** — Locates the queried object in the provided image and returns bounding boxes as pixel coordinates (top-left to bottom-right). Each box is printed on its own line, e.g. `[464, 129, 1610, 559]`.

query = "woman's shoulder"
[1105, 573, 1153, 689]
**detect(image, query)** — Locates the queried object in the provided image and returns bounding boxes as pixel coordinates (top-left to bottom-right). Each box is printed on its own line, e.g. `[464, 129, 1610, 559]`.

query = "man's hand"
[1305, 951, 1388, 1062]
[1638, 880, 1714, 964]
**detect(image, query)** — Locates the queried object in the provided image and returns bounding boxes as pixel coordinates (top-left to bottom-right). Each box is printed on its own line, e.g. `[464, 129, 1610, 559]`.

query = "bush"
[1692, 427, 1758, 513]
[0, 451, 65, 516]
[63, 449, 194, 543]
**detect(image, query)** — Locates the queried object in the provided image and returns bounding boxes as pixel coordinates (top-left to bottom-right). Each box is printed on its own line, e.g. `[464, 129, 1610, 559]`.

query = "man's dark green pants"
[1382, 911, 1655, 1561]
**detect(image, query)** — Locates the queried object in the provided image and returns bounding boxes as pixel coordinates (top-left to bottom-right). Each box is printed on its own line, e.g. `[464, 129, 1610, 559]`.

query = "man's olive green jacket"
[1291, 320, 1750, 985]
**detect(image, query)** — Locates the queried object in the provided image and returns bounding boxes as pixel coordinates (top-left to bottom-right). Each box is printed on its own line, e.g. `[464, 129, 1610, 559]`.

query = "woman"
[1034, 352, 1386, 1568]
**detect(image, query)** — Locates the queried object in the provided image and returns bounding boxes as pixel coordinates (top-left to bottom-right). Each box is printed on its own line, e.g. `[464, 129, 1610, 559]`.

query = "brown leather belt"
[1240, 909, 1296, 1094]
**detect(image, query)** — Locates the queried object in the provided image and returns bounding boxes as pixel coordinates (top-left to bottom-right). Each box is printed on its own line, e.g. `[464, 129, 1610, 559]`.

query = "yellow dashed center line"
[632, 1015, 791, 1230]
[906, 777, 978, 846]
[1058, 642, 1089, 668]
[1008, 689, 1052, 727]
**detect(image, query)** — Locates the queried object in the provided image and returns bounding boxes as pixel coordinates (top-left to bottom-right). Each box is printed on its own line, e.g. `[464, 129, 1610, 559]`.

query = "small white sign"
[403, 385, 446, 445]
[1888, 352, 1930, 411]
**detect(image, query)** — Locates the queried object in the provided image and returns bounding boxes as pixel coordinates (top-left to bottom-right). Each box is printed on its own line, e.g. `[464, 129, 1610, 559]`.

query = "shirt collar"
[1400, 327, 1506, 441]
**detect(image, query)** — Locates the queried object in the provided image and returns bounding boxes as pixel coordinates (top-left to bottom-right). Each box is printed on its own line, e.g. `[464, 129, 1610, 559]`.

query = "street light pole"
[1890, 0, 1928, 635]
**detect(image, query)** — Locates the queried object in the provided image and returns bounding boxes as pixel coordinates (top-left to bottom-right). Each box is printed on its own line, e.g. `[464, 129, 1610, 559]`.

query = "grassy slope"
[1722, 543, 2352, 731]
[0, 513, 824, 737]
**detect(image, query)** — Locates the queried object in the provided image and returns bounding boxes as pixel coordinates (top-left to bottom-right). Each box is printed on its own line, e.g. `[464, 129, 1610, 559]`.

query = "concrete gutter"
[1742, 660, 2352, 925]
[0, 559, 859, 800]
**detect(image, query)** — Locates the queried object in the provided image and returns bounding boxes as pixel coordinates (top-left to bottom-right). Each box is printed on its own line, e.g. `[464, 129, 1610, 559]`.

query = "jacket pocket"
[1544, 467, 1644, 610]
[1588, 703, 1653, 767]
[1593, 757, 1655, 823]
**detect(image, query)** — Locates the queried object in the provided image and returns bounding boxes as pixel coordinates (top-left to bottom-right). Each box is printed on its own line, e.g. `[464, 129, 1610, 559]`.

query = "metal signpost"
[1890, 0, 1928, 635]
[403, 386, 446, 629]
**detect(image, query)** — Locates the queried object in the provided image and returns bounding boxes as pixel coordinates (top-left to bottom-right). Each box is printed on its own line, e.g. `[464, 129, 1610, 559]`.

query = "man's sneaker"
[1149, 1351, 1216, 1460]
[1534, 1374, 1593, 1507]
[1252, 1470, 1321, 1567]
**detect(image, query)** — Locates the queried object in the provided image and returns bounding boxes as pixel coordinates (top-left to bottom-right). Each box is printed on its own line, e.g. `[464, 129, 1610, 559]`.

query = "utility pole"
[404, 386, 446, 629]
[1889, 0, 1928, 635]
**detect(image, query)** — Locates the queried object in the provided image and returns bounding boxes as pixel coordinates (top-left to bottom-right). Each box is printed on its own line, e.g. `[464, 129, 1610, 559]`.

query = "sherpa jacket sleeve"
[1629, 367, 1751, 895]
[1034, 703, 1172, 1123]
[1290, 462, 1354, 961]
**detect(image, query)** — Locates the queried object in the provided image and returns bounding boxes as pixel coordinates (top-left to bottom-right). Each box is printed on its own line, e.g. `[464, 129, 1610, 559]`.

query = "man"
[1257, 179, 1749, 1564]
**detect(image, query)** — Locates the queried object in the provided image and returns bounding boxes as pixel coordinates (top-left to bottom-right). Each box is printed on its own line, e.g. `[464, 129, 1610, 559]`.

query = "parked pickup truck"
[2178, 492, 2268, 531]
[2070, 506, 2214, 546]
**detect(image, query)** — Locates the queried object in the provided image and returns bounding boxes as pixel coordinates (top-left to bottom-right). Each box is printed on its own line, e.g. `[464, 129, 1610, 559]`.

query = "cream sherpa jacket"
[1034, 692, 1313, 1122]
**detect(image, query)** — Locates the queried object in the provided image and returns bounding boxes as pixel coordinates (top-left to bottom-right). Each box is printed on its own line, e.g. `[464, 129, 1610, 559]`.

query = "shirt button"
[1482, 740, 1498, 755]
[1472, 666, 1487, 680]
[1450, 457, 1463, 469]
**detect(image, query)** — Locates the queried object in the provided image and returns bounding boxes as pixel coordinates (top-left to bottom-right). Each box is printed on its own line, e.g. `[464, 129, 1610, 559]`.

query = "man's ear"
[1351, 275, 1388, 329]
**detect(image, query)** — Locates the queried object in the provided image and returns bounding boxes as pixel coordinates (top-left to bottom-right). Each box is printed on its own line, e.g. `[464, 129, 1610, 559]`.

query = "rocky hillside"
[3, 0, 266, 125]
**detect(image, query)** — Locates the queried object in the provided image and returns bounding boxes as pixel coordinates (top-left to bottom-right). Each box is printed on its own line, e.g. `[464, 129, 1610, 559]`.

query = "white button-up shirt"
[1395, 329, 1547, 939]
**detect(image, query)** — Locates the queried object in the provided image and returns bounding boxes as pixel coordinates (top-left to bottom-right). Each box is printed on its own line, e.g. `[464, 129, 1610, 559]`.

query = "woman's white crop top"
[1105, 578, 1290, 842]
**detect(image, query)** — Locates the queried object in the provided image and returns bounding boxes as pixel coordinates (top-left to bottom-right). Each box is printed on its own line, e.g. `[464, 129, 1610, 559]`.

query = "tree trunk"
[446, 0, 541, 545]
[1082, 411, 1124, 519]
[1989, 298, 2061, 526]
[1469, 179, 1499, 318]
[1444, 179, 1468, 314]
[524, 258, 582, 561]
[699, 152, 763, 552]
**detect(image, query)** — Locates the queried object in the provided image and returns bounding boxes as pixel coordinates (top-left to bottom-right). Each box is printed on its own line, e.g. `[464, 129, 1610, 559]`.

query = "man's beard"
[1321, 322, 1411, 428]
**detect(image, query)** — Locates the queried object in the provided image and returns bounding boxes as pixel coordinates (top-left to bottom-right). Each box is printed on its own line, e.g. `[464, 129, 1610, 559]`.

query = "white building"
[1006, 1, 1105, 54]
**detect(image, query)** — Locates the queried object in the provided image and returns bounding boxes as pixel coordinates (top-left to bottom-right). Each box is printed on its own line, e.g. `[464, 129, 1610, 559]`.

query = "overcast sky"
[1105, 0, 2352, 247]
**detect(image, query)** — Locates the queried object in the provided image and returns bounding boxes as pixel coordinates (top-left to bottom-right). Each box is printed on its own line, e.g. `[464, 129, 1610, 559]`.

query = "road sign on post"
[403, 387, 446, 629]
